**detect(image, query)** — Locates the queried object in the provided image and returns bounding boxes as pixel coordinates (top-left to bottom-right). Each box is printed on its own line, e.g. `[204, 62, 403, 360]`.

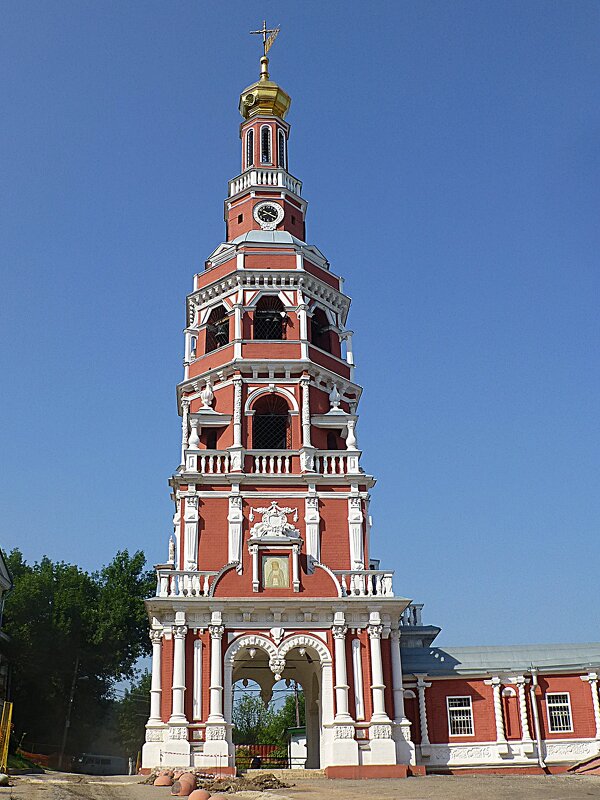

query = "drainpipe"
[529, 669, 547, 769]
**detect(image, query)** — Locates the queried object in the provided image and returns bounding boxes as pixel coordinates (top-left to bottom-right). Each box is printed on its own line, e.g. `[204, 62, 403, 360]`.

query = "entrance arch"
[223, 633, 333, 769]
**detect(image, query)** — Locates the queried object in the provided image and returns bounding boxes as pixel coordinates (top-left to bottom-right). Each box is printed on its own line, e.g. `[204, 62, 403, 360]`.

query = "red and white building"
[142, 51, 600, 777]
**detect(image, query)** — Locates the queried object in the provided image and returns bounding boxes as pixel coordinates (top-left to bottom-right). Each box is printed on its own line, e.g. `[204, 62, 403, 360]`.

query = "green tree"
[116, 671, 151, 758]
[1, 549, 154, 760]
[232, 694, 277, 744]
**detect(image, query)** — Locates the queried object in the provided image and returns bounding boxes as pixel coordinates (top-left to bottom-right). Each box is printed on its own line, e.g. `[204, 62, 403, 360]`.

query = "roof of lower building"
[401, 643, 600, 676]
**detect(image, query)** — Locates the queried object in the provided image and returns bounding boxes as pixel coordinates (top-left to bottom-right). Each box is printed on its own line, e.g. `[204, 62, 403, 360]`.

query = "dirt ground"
[4, 772, 600, 800]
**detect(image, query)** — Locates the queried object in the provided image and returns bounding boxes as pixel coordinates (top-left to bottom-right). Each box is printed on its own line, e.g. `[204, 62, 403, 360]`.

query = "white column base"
[331, 724, 359, 764]
[393, 720, 416, 765]
[368, 723, 397, 764]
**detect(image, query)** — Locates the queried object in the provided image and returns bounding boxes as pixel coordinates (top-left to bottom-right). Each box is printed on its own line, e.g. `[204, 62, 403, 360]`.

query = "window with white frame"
[246, 129, 254, 168]
[447, 696, 474, 736]
[278, 129, 286, 169]
[260, 125, 271, 164]
[546, 693, 573, 733]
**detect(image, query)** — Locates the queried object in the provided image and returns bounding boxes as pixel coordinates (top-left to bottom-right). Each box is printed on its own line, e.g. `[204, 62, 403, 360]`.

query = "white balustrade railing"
[228, 168, 302, 198]
[185, 450, 230, 474]
[156, 569, 219, 598]
[248, 450, 295, 474]
[401, 603, 424, 626]
[314, 451, 349, 475]
[335, 570, 394, 598]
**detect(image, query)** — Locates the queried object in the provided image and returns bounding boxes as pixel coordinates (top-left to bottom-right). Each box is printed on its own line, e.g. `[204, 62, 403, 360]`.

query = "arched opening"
[205, 305, 229, 353]
[254, 295, 285, 340]
[260, 125, 271, 164]
[228, 642, 323, 771]
[310, 308, 332, 352]
[278, 129, 286, 170]
[252, 394, 291, 450]
[246, 129, 254, 169]
[326, 430, 342, 451]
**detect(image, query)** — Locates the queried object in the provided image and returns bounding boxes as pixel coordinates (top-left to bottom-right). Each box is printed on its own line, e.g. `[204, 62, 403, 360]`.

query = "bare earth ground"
[3, 772, 600, 800]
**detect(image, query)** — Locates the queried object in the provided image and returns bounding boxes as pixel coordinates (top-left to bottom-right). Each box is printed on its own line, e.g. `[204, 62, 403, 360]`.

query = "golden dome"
[239, 56, 291, 121]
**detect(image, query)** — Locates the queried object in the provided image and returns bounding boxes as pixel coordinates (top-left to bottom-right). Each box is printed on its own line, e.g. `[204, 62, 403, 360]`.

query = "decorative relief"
[200, 379, 214, 409]
[145, 728, 164, 742]
[249, 502, 300, 539]
[149, 629, 163, 644]
[334, 725, 355, 739]
[371, 724, 392, 739]
[173, 625, 188, 639]
[205, 725, 227, 741]
[367, 623, 383, 640]
[545, 741, 594, 758]
[269, 656, 286, 681]
[168, 726, 189, 740]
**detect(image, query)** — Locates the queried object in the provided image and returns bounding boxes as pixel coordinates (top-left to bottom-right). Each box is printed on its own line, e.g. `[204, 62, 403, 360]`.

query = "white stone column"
[250, 544, 259, 592]
[341, 330, 354, 365]
[207, 622, 225, 722]
[368, 618, 389, 722]
[233, 303, 242, 359]
[416, 675, 432, 750]
[516, 675, 534, 748]
[332, 622, 352, 722]
[300, 377, 312, 447]
[292, 542, 300, 592]
[389, 628, 406, 723]
[148, 629, 163, 724]
[486, 675, 508, 755]
[581, 672, 600, 739]
[228, 377, 244, 472]
[169, 624, 188, 724]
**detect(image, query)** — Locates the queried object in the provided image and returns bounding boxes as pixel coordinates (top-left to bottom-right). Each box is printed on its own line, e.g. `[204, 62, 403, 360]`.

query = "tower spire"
[250, 20, 280, 82]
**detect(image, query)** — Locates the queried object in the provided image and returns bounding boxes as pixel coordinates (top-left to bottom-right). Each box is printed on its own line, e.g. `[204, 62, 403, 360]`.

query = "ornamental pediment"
[248, 501, 300, 541]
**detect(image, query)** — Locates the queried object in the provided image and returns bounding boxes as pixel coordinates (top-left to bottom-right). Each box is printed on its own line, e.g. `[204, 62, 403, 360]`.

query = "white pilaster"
[416, 675, 432, 756]
[351, 638, 365, 721]
[228, 377, 244, 471]
[332, 621, 352, 722]
[348, 496, 365, 569]
[485, 675, 508, 755]
[304, 492, 320, 570]
[183, 494, 199, 571]
[193, 639, 203, 720]
[207, 621, 225, 723]
[581, 672, 600, 739]
[180, 399, 190, 465]
[233, 303, 242, 359]
[227, 492, 243, 570]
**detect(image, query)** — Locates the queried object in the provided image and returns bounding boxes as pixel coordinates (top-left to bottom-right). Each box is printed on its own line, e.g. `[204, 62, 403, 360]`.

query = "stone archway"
[223, 633, 333, 769]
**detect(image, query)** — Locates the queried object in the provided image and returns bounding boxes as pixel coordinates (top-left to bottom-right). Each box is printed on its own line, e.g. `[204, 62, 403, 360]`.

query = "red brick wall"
[537, 674, 596, 739]
[319, 498, 351, 569]
[426, 678, 496, 744]
[160, 636, 174, 723]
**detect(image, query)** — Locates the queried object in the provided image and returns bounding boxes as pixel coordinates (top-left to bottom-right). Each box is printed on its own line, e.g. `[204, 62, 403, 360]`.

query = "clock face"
[253, 201, 284, 230]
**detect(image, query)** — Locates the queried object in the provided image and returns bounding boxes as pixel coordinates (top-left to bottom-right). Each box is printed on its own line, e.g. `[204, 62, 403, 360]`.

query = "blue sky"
[1, 1, 598, 647]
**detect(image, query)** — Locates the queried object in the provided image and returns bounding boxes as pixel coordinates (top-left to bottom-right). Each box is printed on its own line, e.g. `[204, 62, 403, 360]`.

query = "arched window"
[252, 394, 291, 450]
[278, 129, 286, 169]
[205, 305, 229, 353]
[260, 125, 271, 164]
[254, 295, 285, 340]
[310, 307, 331, 352]
[246, 129, 254, 169]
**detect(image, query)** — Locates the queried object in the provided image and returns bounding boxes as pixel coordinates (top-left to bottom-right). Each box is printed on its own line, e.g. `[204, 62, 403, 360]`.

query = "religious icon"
[263, 556, 289, 588]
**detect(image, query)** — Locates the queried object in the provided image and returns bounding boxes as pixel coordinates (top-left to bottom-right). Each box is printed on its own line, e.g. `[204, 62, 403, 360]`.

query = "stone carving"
[209, 624, 224, 640]
[249, 502, 300, 539]
[145, 728, 164, 742]
[332, 624, 348, 640]
[149, 629, 163, 644]
[329, 383, 341, 411]
[200, 378, 214, 409]
[173, 625, 188, 639]
[168, 535, 175, 564]
[269, 656, 286, 681]
[334, 725, 355, 739]
[544, 741, 594, 758]
[270, 627, 285, 645]
[168, 726, 189, 740]
[368, 623, 383, 640]
[205, 725, 227, 741]
[371, 724, 392, 739]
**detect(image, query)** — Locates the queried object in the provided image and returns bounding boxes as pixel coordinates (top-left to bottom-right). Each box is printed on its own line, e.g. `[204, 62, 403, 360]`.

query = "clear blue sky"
[1, 1, 598, 647]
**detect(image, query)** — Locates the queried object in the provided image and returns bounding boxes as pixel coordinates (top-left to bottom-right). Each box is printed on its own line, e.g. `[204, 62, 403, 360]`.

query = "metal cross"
[250, 20, 280, 57]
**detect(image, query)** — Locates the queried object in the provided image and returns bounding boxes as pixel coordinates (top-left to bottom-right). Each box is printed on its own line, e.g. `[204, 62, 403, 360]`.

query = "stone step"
[244, 768, 326, 780]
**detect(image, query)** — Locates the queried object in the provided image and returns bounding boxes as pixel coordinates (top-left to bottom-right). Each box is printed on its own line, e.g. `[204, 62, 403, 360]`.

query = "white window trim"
[545, 692, 574, 733]
[246, 129, 254, 169]
[446, 695, 474, 737]
[278, 128, 286, 170]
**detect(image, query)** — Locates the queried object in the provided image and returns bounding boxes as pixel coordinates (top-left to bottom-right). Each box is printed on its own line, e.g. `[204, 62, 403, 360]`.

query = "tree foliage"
[116, 671, 151, 758]
[2, 548, 154, 756]
[232, 690, 305, 745]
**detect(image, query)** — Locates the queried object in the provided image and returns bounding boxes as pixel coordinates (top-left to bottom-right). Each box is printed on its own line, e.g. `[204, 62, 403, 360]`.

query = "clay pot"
[154, 774, 174, 786]
[208, 795, 230, 799]
[171, 777, 196, 797]
[188, 790, 211, 800]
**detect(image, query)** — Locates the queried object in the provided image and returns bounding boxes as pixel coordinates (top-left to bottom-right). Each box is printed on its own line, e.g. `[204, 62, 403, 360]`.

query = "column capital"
[367, 623, 383, 640]
[332, 624, 348, 640]
[209, 624, 225, 640]
[390, 627, 401, 642]
[581, 672, 599, 683]
[173, 625, 188, 639]
[149, 629, 163, 644]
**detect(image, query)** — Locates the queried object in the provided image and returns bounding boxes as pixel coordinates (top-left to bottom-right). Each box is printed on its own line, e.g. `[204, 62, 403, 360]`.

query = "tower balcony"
[182, 448, 363, 478]
[228, 167, 302, 198]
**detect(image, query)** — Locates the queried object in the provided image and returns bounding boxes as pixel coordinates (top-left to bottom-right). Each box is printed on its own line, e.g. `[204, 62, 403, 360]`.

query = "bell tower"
[142, 28, 415, 778]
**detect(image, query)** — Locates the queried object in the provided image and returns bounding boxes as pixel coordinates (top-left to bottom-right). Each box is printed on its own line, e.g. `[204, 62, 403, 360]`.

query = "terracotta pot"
[188, 790, 211, 800]
[154, 774, 174, 786]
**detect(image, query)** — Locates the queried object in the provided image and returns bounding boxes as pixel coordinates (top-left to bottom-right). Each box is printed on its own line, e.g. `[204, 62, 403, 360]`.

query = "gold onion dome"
[239, 56, 291, 120]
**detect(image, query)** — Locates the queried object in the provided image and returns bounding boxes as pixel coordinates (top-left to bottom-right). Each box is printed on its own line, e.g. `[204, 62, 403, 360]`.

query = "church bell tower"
[142, 28, 415, 777]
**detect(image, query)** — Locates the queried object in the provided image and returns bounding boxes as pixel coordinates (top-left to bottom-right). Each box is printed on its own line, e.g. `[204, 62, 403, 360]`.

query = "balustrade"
[183, 448, 360, 476]
[156, 569, 218, 598]
[185, 450, 230, 474]
[228, 167, 302, 197]
[335, 569, 394, 597]
[247, 450, 294, 474]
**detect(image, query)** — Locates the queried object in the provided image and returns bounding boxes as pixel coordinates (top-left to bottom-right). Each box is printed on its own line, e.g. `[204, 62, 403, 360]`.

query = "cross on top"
[250, 20, 280, 57]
